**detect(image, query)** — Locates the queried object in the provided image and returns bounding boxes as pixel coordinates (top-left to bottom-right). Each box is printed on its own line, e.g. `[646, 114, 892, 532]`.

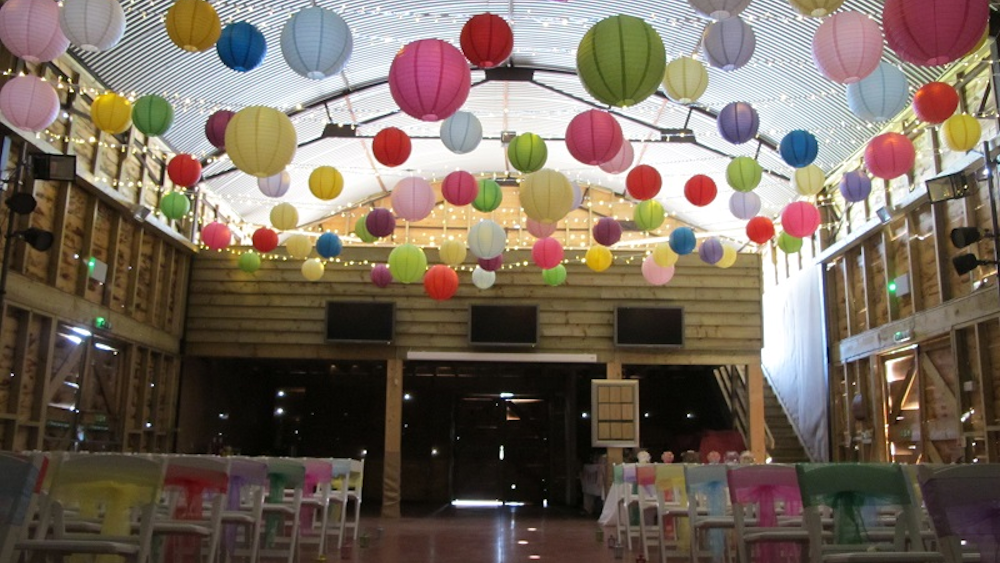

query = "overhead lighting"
[925, 171, 976, 203]
[952, 253, 999, 276]
[69, 326, 92, 337]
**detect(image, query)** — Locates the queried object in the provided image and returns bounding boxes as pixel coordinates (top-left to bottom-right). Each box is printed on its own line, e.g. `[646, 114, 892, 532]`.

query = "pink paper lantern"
[391, 177, 436, 222]
[371, 263, 393, 288]
[781, 201, 821, 239]
[812, 11, 883, 84]
[366, 208, 396, 238]
[599, 140, 634, 174]
[0, 0, 69, 64]
[641, 255, 675, 286]
[388, 39, 471, 122]
[593, 217, 623, 246]
[532, 237, 564, 270]
[205, 110, 234, 150]
[478, 254, 503, 272]
[201, 221, 232, 250]
[883, 0, 988, 67]
[0, 75, 59, 132]
[864, 132, 915, 180]
[526, 218, 557, 239]
[565, 110, 624, 166]
[442, 170, 478, 206]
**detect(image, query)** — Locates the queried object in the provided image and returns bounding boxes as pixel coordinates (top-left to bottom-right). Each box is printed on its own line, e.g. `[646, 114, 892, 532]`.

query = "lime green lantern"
[508, 133, 547, 173]
[473, 179, 503, 212]
[354, 216, 377, 243]
[726, 157, 763, 193]
[159, 191, 190, 221]
[132, 94, 174, 137]
[542, 264, 567, 286]
[238, 251, 261, 273]
[634, 199, 665, 231]
[388, 243, 428, 284]
[777, 232, 803, 253]
[576, 14, 666, 107]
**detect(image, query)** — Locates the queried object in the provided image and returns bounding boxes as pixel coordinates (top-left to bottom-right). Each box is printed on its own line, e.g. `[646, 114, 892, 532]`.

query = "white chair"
[342, 458, 364, 545]
[296, 458, 334, 559]
[156, 455, 230, 563]
[917, 463, 1000, 563]
[728, 464, 810, 563]
[323, 458, 353, 551]
[219, 458, 268, 563]
[254, 458, 305, 563]
[651, 463, 694, 563]
[685, 464, 735, 563]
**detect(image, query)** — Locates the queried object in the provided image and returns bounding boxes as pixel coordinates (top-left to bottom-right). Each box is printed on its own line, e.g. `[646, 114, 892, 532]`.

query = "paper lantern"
[846, 62, 909, 122]
[217, 21, 266, 72]
[781, 201, 821, 238]
[165, 0, 220, 52]
[599, 140, 634, 174]
[508, 133, 547, 173]
[777, 232, 803, 253]
[812, 11, 882, 84]
[626, 165, 662, 201]
[780, 130, 819, 168]
[468, 220, 506, 260]
[688, 0, 751, 19]
[424, 265, 459, 301]
[238, 251, 261, 274]
[684, 175, 717, 207]
[576, 15, 666, 107]
[309, 166, 344, 201]
[270, 202, 299, 231]
[0, 76, 59, 132]
[258, 171, 291, 198]
[717, 102, 758, 145]
[373, 127, 412, 167]
[301, 259, 325, 282]
[699, 237, 724, 264]
[132, 95, 173, 137]
[460, 13, 513, 68]
[653, 242, 679, 267]
[641, 256, 675, 286]
[864, 133, 914, 180]
[392, 177, 436, 221]
[669, 227, 697, 255]
[371, 263, 393, 288]
[520, 169, 574, 224]
[285, 234, 312, 259]
[90, 93, 131, 134]
[201, 221, 231, 250]
[593, 217, 623, 246]
[316, 232, 343, 258]
[225, 106, 297, 178]
[205, 110, 233, 150]
[60, 0, 125, 52]
[0, 0, 68, 64]
[839, 170, 872, 203]
[473, 179, 503, 213]
[439, 240, 467, 267]
[532, 237, 564, 270]
[789, 0, 844, 17]
[542, 265, 568, 287]
[942, 114, 982, 153]
[441, 171, 478, 207]
[913, 82, 959, 124]
[715, 245, 737, 269]
[365, 208, 396, 238]
[281, 6, 352, 79]
[388, 243, 427, 284]
[252, 227, 278, 253]
[440, 111, 482, 154]
[585, 246, 613, 272]
[793, 165, 825, 196]
[727, 157, 762, 192]
[389, 39, 470, 122]
[746, 216, 775, 244]
[702, 16, 756, 71]
[566, 110, 624, 166]
[634, 200, 665, 232]
[167, 154, 202, 187]
[662, 56, 709, 104]
[472, 266, 496, 289]
[526, 218, 557, 239]
[883, 0, 988, 67]
[479, 254, 503, 272]
[159, 192, 190, 221]
[355, 217, 377, 243]
[729, 191, 761, 220]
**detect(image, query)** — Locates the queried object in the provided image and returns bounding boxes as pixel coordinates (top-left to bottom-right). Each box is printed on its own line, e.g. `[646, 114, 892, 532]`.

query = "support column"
[382, 358, 403, 518]
[748, 361, 766, 462]
[605, 358, 623, 489]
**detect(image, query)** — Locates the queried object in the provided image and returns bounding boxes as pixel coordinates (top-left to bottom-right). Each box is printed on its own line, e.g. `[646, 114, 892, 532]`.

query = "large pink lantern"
[599, 140, 634, 174]
[781, 201, 821, 239]
[864, 133, 915, 180]
[201, 221, 232, 250]
[442, 171, 478, 206]
[641, 255, 675, 286]
[812, 11, 883, 84]
[0, 0, 68, 64]
[565, 110, 624, 166]
[526, 218, 557, 239]
[0, 75, 59, 132]
[388, 39, 471, 122]
[532, 237, 564, 270]
[391, 177, 436, 222]
[883, 0, 988, 67]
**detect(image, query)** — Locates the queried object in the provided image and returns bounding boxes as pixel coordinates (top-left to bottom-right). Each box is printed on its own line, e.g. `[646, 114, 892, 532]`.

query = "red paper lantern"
[592, 217, 623, 246]
[167, 154, 202, 187]
[442, 170, 478, 206]
[626, 165, 661, 201]
[201, 221, 231, 250]
[459, 13, 513, 69]
[864, 133, 915, 180]
[565, 110, 624, 166]
[684, 175, 717, 207]
[746, 216, 775, 244]
[913, 82, 959, 124]
[424, 264, 459, 300]
[252, 227, 279, 253]
[531, 237, 564, 270]
[883, 0, 988, 67]
[781, 202, 821, 239]
[373, 127, 412, 167]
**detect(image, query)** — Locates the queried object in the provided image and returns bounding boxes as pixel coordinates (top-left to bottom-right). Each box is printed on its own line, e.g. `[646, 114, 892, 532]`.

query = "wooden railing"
[714, 365, 775, 452]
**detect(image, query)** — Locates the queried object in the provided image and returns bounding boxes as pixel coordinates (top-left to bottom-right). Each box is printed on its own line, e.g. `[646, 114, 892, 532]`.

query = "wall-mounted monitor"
[325, 301, 395, 344]
[469, 304, 538, 347]
[614, 306, 684, 348]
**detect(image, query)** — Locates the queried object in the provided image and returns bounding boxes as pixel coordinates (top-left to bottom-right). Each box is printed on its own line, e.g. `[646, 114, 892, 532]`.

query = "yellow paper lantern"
[270, 202, 299, 231]
[942, 114, 982, 153]
[662, 57, 708, 104]
[309, 166, 344, 200]
[793, 164, 825, 196]
[90, 93, 132, 134]
[716, 245, 738, 268]
[788, 0, 845, 17]
[285, 234, 312, 259]
[652, 242, 678, 268]
[301, 258, 325, 281]
[225, 106, 297, 178]
[585, 246, 613, 272]
[165, 0, 221, 52]
[519, 169, 574, 224]
[438, 240, 467, 267]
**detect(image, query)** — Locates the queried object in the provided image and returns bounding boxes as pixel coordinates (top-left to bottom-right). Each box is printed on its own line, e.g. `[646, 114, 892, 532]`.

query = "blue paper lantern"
[280, 6, 353, 80]
[779, 130, 819, 168]
[217, 21, 266, 72]
[316, 232, 343, 258]
[698, 237, 724, 264]
[839, 170, 872, 203]
[846, 62, 909, 122]
[669, 227, 697, 255]
[717, 102, 758, 144]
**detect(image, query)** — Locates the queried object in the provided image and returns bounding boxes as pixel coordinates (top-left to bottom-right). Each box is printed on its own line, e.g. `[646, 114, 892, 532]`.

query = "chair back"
[917, 464, 1000, 563]
[348, 459, 364, 496]
[728, 464, 802, 526]
[164, 456, 230, 519]
[264, 458, 307, 502]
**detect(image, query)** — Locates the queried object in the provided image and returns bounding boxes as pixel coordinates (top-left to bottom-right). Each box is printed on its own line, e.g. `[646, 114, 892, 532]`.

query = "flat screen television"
[614, 306, 684, 347]
[469, 304, 538, 347]
[325, 301, 395, 344]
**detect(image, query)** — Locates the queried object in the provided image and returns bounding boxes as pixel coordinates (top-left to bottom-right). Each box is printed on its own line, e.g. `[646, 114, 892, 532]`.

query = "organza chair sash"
[690, 478, 728, 563]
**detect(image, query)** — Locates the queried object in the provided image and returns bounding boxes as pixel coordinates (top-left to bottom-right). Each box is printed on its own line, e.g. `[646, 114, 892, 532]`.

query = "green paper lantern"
[576, 14, 666, 107]
[159, 191, 190, 221]
[542, 264, 567, 286]
[727, 157, 763, 193]
[473, 179, 503, 212]
[777, 232, 803, 253]
[354, 216, 377, 243]
[508, 133, 547, 173]
[388, 243, 428, 284]
[132, 94, 174, 137]
[634, 199, 665, 231]
[237, 251, 261, 273]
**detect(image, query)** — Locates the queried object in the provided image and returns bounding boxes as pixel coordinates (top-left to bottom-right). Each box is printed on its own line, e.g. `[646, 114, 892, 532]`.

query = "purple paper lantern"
[388, 39, 471, 122]
[478, 254, 503, 272]
[698, 237, 724, 264]
[593, 217, 623, 246]
[702, 16, 756, 71]
[839, 171, 872, 203]
[0, 75, 59, 132]
[205, 110, 234, 150]
[371, 263, 393, 288]
[526, 218, 557, 239]
[729, 191, 761, 220]
[0, 0, 69, 64]
[366, 208, 396, 238]
[717, 102, 759, 144]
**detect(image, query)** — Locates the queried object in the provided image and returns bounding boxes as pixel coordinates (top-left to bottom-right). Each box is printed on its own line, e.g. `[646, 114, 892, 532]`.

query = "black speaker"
[31, 154, 76, 181]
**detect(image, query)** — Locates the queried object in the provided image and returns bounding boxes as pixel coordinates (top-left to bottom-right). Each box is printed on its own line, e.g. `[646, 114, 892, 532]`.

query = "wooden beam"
[148, 238, 164, 327]
[842, 256, 856, 337]
[382, 358, 403, 518]
[102, 213, 122, 308]
[974, 321, 998, 461]
[747, 362, 766, 462]
[882, 227, 900, 322]
[931, 203, 953, 303]
[869, 358, 889, 462]
[75, 195, 99, 297]
[126, 228, 144, 317]
[905, 213, 925, 313]
[46, 180, 71, 287]
[860, 242, 874, 331]
[30, 316, 56, 450]
[2, 310, 31, 449]
[605, 358, 624, 467]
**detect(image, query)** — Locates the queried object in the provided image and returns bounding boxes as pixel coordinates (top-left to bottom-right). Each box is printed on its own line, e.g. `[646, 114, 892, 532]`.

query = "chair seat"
[694, 516, 735, 529]
[220, 511, 257, 525]
[153, 521, 214, 536]
[744, 529, 811, 543]
[16, 538, 141, 555]
[824, 552, 945, 563]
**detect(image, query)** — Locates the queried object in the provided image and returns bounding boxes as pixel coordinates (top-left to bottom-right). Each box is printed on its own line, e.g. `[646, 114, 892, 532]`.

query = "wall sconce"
[952, 253, 999, 276]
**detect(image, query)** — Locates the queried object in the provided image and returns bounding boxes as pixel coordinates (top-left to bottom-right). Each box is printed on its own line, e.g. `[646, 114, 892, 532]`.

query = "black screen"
[469, 304, 538, 346]
[615, 307, 684, 347]
[325, 301, 394, 344]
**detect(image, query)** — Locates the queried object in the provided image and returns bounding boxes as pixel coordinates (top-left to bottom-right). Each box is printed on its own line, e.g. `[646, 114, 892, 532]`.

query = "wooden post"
[748, 362, 766, 462]
[382, 358, 403, 518]
[605, 358, 623, 467]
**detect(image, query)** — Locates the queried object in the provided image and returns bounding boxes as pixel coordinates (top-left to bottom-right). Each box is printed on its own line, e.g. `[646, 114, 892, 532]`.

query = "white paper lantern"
[702, 16, 756, 71]
[472, 266, 496, 289]
[688, 0, 751, 19]
[729, 190, 761, 219]
[59, 0, 126, 52]
[280, 6, 353, 80]
[258, 171, 291, 198]
[440, 111, 482, 154]
[846, 62, 909, 122]
[467, 219, 506, 260]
